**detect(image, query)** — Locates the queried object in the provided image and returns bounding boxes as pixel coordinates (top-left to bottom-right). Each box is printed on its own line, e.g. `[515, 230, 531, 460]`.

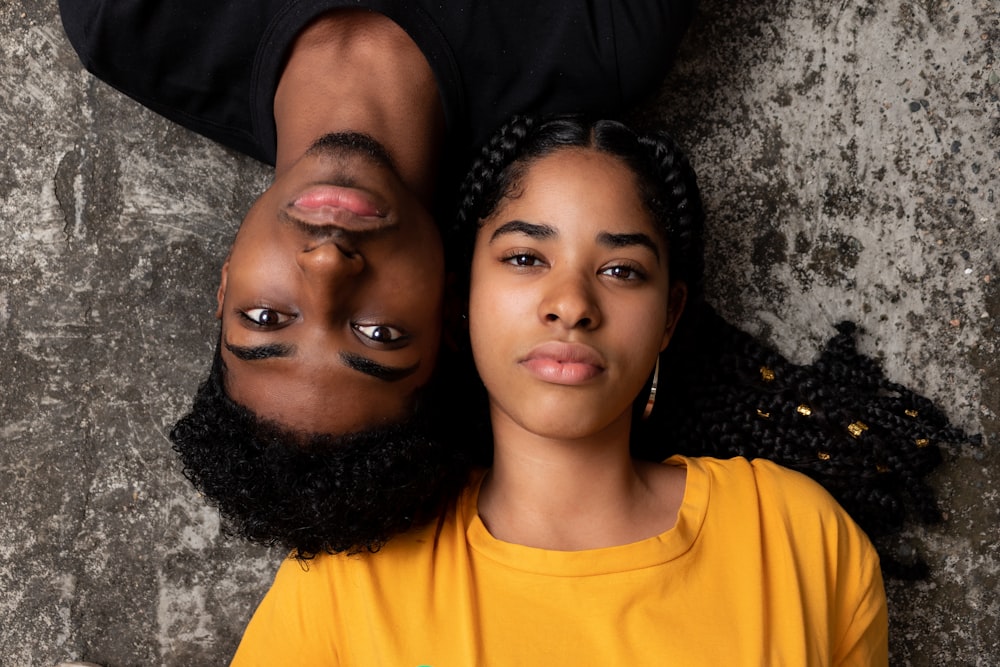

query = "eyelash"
[500, 250, 545, 268]
[239, 307, 294, 328]
[599, 262, 647, 282]
[354, 323, 406, 345]
[500, 251, 647, 282]
[237, 308, 406, 348]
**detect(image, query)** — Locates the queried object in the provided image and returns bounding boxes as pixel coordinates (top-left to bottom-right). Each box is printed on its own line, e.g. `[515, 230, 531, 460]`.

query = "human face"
[216, 133, 444, 433]
[468, 148, 686, 441]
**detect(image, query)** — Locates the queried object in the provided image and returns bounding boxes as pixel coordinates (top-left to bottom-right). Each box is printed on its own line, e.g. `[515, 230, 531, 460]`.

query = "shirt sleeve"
[748, 458, 890, 666]
[230, 556, 340, 666]
[834, 548, 889, 667]
[57, 0, 276, 162]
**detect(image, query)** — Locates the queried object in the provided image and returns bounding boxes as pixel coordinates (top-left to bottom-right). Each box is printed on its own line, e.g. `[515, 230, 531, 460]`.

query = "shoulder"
[672, 456, 888, 664]
[58, 0, 284, 161]
[745, 458, 874, 546]
[674, 456, 876, 555]
[747, 457, 848, 514]
[679, 455, 848, 514]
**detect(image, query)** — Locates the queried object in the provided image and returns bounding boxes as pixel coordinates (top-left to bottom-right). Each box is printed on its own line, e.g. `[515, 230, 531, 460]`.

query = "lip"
[520, 342, 606, 385]
[288, 185, 392, 232]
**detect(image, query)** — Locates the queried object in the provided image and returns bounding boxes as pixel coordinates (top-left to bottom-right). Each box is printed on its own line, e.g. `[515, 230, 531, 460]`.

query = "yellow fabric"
[232, 456, 888, 666]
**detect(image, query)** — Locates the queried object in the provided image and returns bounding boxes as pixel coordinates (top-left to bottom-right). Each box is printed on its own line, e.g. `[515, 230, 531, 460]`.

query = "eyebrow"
[340, 352, 420, 382]
[489, 220, 557, 243]
[225, 341, 294, 360]
[597, 231, 661, 261]
[225, 341, 418, 383]
[490, 221, 661, 261]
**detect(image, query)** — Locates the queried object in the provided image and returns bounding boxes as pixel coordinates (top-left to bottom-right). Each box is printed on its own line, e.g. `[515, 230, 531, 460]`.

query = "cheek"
[608, 296, 671, 367]
[467, 253, 529, 383]
[468, 257, 501, 364]
[392, 261, 445, 316]
[398, 224, 446, 287]
[227, 249, 296, 296]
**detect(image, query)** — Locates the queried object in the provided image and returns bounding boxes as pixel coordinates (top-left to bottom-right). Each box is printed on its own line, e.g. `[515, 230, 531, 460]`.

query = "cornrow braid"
[634, 132, 705, 299]
[453, 114, 975, 578]
[453, 114, 705, 296]
[453, 115, 536, 239]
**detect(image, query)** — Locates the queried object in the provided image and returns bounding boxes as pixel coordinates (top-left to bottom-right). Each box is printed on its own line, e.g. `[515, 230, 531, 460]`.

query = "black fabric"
[59, 0, 696, 166]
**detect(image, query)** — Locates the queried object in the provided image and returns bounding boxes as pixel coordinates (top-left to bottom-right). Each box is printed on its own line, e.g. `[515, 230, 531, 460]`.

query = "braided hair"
[453, 115, 974, 577]
[453, 115, 704, 299]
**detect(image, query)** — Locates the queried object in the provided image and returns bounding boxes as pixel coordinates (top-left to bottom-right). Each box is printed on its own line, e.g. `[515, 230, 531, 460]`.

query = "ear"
[215, 259, 230, 320]
[660, 281, 688, 352]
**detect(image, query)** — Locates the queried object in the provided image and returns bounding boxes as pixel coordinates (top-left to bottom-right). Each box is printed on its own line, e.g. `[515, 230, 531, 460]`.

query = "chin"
[515, 409, 626, 442]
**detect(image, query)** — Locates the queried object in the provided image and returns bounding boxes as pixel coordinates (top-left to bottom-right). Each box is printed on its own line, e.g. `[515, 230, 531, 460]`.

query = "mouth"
[288, 185, 392, 232]
[520, 342, 606, 385]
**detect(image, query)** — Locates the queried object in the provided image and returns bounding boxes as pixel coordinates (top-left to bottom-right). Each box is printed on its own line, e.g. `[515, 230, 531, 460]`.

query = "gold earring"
[642, 357, 660, 420]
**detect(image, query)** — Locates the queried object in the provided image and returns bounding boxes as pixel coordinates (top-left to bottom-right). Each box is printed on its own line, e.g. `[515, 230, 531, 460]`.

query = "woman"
[230, 117, 891, 664]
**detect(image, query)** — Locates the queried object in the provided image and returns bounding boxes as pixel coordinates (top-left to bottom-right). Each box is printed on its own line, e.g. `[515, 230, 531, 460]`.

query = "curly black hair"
[452, 115, 975, 578]
[169, 340, 475, 558]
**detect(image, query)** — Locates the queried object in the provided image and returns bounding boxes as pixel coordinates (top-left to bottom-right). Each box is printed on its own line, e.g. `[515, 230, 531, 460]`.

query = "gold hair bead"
[817, 451, 831, 461]
[756, 409, 771, 419]
[796, 404, 812, 416]
[876, 464, 890, 473]
[847, 421, 869, 438]
[915, 438, 930, 448]
[760, 366, 775, 382]
[904, 409, 919, 418]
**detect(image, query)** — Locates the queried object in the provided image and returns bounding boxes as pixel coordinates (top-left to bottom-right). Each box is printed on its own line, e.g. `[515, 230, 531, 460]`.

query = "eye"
[354, 323, 405, 343]
[599, 264, 646, 281]
[501, 251, 545, 268]
[240, 308, 294, 327]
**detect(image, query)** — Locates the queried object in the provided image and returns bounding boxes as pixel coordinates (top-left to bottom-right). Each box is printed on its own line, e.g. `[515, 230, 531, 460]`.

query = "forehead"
[223, 353, 424, 433]
[495, 148, 651, 225]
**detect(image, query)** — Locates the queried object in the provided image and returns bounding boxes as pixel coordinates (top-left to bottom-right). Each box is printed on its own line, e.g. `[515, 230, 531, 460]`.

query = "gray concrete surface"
[1, 0, 996, 664]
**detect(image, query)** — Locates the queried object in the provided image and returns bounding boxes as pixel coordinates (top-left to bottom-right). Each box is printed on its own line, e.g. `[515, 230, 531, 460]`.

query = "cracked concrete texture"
[0, 0, 996, 664]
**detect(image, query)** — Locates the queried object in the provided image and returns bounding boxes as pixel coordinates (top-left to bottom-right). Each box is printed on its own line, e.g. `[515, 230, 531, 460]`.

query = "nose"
[296, 241, 364, 285]
[539, 271, 601, 330]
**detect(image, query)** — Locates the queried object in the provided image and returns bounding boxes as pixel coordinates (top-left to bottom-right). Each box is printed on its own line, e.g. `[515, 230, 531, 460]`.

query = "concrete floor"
[1, 0, 997, 664]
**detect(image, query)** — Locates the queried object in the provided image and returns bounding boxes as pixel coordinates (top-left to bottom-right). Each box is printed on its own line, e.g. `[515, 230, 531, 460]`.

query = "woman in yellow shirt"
[231, 117, 902, 664]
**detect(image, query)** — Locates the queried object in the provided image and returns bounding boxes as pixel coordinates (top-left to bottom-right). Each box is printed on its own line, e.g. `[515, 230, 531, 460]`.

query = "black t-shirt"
[60, 0, 696, 165]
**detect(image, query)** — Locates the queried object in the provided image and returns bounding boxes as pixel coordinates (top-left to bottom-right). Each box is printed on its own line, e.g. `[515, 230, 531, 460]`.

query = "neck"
[273, 10, 445, 201]
[478, 410, 685, 550]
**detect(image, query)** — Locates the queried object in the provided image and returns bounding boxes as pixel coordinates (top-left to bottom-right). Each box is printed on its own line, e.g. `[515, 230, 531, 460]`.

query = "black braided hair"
[648, 306, 975, 578]
[452, 114, 975, 578]
[453, 115, 704, 300]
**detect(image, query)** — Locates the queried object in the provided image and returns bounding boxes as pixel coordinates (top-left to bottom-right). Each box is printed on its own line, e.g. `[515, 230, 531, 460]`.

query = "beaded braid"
[453, 114, 975, 578]
[649, 305, 973, 577]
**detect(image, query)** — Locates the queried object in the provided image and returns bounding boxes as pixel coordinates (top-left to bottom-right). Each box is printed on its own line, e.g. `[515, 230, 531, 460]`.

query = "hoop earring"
[642, 357, 660, 420]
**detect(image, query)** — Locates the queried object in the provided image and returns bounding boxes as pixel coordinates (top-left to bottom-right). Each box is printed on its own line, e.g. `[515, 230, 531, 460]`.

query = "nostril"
[545, 313, 559, 322]
[297, 242, 365, 279]
[334, 241, 358, 259]
[303, 241, 356, 258]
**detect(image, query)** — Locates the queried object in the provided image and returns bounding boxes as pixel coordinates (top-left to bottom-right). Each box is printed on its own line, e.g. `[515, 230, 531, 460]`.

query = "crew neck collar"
[462, 456, 709, 577]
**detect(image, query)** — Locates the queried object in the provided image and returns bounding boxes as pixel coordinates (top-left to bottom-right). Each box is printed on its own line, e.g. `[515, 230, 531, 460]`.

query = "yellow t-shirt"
[232, 456, 887, 666]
